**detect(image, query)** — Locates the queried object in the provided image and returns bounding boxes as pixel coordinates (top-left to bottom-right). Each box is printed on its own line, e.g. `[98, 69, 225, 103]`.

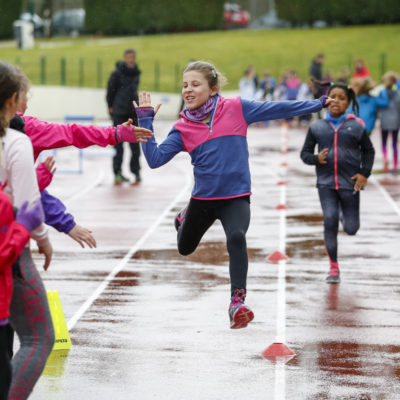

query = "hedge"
[0, 0, 23, 38]
[275, 0, 400, 25]
[84, 0, 224, 35]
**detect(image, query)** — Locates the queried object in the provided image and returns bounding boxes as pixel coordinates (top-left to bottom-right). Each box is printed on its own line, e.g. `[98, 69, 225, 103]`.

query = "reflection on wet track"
[29, 122, 400, 400]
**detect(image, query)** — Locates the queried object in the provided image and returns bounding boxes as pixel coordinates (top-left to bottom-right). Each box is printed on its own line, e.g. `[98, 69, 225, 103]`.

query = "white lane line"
[274, 125, 289, 400]
[67, 173, 191, 331]
[370, 175, 400, 217]
[64, 168, 105, 206]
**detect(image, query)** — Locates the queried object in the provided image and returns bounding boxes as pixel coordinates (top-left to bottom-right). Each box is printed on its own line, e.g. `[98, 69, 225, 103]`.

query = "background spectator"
[239, 67, 257, 100]
[107, 48, 142, 185]
[352, 59, 370, 78]
[337, 67, 350, 85]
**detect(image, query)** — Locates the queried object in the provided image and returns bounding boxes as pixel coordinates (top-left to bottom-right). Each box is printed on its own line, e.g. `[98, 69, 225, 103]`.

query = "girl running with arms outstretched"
[136, 61, 330, 329]
[301, 82, 375, 283]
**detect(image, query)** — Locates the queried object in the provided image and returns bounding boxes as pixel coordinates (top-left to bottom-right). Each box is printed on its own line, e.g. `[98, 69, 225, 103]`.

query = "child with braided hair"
[301, 81, 375, 283]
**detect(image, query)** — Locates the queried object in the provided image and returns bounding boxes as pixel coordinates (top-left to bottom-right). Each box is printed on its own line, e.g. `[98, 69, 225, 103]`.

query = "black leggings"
[112, 116, 141, 175]
[178, 196, 250, 296]
[0, 324, 12, 400]
[318, 188, 360, 263]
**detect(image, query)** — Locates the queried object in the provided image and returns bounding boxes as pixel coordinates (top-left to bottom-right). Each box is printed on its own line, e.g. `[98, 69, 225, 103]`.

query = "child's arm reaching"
[23, 114, 153, 160]
[135, 92, 184, 169]
[241, 96, 330, 125]
[36, 156, 56, 192]
[41, 190, 97, 248]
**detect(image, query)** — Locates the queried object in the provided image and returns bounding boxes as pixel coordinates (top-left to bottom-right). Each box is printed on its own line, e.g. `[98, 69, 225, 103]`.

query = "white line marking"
[67, 173, 191, 331]
[64, 168, 105, 206]
[370, 175, 400, 217]
[274, 125, 289, 400]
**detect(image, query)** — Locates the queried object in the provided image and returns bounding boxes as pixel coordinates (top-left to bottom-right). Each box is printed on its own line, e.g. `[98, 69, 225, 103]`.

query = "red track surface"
[30, 121, 400, 400]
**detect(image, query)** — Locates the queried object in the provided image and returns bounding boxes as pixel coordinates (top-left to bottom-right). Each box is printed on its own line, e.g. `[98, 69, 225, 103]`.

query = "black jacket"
[9, 114, 25, 133]
[106, 61, 141, 119]
[309, 60, 322, 81]
[300, 116, 375, 190]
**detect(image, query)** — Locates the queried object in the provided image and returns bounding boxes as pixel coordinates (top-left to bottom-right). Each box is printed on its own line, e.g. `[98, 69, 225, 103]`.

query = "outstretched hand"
[121, 119, 153, 143]
[133, 91, 162, 116]
[324, 97, 334, 107]
[68, 224, 97, 248]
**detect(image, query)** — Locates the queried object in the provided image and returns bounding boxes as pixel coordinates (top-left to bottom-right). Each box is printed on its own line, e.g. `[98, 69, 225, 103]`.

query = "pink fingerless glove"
[36, 162, 54, 192]
[115, 125, 137, 143]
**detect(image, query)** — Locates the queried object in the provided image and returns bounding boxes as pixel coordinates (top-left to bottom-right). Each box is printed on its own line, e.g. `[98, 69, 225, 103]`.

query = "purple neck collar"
[183, 95, 217, 121]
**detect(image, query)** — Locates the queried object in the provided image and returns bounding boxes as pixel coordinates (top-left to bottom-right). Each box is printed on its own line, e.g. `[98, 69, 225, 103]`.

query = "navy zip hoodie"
[300, 113, 375, 190]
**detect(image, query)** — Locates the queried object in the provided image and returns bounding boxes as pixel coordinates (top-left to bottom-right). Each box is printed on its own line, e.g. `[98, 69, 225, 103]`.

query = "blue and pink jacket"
[138, 94, 324, 200]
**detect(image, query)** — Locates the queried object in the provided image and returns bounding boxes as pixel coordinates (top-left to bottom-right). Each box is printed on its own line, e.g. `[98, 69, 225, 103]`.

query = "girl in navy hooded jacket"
[136, 61, 331, 329]
[301, 82, 375, 283]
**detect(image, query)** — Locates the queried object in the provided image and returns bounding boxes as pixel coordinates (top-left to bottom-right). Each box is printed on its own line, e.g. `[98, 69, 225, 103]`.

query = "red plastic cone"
[276, 180, 287, 186]
[275, 204, 288, 210]
[280, 150, 288, 156]
[266, 251, 288, 263]
[262, 343, 296, 363]
[281, 162, 288, 167]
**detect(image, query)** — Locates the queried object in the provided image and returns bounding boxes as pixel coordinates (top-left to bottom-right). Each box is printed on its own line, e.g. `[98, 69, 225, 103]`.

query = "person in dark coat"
[107, 49, 142, 184]
[309, 53, 325, 99]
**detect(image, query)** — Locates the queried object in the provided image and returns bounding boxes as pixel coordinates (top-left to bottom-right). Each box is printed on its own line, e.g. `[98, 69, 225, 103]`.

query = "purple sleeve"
[41, 190, 76, 234]
[137, 107, 184, 168]
[240, 98, 323, 125]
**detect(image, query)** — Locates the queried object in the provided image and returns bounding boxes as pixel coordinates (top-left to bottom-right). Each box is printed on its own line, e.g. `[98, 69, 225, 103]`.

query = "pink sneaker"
[229, 289, 254, 329]
[326, 262, 340, 284]
[174, 206, 187, 231]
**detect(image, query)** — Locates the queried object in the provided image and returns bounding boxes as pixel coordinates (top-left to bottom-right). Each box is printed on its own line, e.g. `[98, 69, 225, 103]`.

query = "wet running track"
[28, 121, 400, 400]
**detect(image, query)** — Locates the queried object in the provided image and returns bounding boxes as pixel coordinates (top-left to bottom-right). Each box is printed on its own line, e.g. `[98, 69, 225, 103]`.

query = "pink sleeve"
[36, 162, 53, 192]
[23, 115, 118, 160]
[0, 222, 30, 272]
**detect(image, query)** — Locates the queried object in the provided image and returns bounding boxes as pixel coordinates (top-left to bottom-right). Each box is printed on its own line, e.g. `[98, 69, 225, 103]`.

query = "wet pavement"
[27, 120, 400, 400]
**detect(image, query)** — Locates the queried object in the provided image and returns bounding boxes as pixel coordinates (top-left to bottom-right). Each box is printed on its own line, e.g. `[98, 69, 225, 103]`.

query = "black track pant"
[178, 196, 250, 296]
[318, 188, 360, 263]
[112, 115, 141, 176]
[0, 324, 12, 400]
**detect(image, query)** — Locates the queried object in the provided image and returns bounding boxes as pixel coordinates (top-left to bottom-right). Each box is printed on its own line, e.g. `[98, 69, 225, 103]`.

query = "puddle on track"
[133, 241, 266, 265]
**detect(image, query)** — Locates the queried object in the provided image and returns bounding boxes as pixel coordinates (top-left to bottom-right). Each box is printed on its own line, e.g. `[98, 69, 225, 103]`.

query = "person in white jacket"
[0, 61, 54, 400]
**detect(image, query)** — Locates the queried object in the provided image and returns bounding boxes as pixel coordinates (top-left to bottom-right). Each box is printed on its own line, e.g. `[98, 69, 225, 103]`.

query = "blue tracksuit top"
[347, 89, 389, 133]
[138, 95, 323, 200]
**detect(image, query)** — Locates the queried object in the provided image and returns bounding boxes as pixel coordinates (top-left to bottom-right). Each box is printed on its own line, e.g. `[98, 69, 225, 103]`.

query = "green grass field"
[1, 24, 400, 92]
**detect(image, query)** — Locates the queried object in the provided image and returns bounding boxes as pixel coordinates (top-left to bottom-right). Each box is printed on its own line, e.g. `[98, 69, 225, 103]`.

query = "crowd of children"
[239, 62, 400, 172]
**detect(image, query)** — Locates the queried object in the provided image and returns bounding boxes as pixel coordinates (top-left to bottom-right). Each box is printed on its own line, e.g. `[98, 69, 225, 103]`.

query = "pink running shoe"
[229, 289, 254, 329]
[174, 206, 187, 231]
[326, 262, 340, 284]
